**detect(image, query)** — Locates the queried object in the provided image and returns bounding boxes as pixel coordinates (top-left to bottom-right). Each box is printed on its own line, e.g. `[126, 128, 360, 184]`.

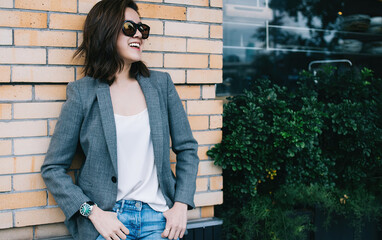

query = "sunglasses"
[122, 20, 150, 39]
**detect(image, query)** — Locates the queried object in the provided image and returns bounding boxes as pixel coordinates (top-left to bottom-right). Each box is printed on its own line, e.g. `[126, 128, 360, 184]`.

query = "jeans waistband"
[114, 199, 149, 213]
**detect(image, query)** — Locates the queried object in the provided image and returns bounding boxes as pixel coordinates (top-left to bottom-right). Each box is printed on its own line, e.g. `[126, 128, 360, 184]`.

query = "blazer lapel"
[137, 74, 164, 175]
[96, 75, 164, 176]
[97, 81, 118, 175]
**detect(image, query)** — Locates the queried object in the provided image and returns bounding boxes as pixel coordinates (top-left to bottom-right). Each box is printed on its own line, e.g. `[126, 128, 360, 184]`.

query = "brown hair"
[73, 0, 150, 85]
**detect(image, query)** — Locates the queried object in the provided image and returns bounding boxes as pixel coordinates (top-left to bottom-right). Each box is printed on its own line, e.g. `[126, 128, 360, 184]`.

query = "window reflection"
[219, 0, 382, 97]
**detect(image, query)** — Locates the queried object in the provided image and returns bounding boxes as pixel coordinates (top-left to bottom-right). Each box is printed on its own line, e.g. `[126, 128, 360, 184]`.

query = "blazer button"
[111, 176, 117, 183]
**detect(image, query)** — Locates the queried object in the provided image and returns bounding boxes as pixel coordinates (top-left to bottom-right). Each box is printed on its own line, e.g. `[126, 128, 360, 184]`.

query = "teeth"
[129, 42, 140, 48]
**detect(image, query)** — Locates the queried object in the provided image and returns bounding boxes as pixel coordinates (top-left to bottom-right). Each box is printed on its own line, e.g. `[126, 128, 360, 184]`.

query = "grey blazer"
[41, 70, 199, 240]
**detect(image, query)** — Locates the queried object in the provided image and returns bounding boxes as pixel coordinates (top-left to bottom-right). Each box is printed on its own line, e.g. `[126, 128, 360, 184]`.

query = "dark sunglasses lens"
[140, 24, 150, 39]
[122, 22, 136, 36]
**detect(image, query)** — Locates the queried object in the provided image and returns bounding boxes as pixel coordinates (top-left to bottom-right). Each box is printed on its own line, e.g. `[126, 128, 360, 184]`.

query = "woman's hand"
[161, 202, 188, 240]
[89, 205, 129, 240]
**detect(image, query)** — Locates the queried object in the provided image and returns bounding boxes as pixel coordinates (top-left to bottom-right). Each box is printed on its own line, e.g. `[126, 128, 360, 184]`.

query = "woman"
[41, 0, 199, 239]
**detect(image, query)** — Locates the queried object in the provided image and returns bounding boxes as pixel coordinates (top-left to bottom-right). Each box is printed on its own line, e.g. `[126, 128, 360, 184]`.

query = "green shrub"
[208, 67, 382, 240]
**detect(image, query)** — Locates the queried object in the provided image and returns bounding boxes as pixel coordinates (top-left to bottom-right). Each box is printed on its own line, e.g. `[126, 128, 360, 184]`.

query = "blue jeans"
[96, 200, 175, 240]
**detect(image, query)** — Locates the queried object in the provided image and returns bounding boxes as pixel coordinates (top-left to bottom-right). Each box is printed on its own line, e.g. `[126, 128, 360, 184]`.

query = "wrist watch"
[79, 201, 97, 218]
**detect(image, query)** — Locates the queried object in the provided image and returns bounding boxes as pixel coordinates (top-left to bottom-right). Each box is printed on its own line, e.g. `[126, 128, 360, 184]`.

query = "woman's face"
[116, 8, 144, 65]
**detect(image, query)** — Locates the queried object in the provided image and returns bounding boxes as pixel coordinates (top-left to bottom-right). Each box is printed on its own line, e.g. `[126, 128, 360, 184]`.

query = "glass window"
[219, 0, 382, 97]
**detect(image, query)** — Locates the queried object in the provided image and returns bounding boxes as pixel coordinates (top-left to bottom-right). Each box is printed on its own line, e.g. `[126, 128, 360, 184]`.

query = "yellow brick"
[76, 67, 85, 80]
[196, 177, 208, 192]
[13, 173, 46, 191]
[0, 140, 12, 156]
[48, 191, 57, 206]
[210, 0, 223, 8]
[197, 146, 209, 160]
[0, 47, 46, 64]
[14, 137, 51, 155]
[142, 52, 163, 68]
[201, 206, 214, 218]
[188, 100, 223, 114]
[169, 149, 176, 163]
[202, 85, 216, 99]
[210, 115, 222, 129]
[49, 13, 86, 30]
[48, 49, 85, 65]
[210, 54, 222, 69]
[187, 39, 223, 54]
[170, 163, 176, 175]
[175, 85, 200, 99]
[15, 0, 77, 12]
[198, 161, 222, 176]
[0, 104, 12, 120]
[187, 70, 222, 84]
[165, 22, 208, 38]
[0, 10, 47, 28]
[14, 102, 63, 119]
[0, 120, 47, 138]
[164, 0, 208, 6]
[145, 37, 186, 52]
[138, 3, 186, 20]
[0, 66, 11, 82]
[0, 29, 12, 45]
[187, 207, 201, 220]
[187, 7, 223, 23]
[210, 25, 223, 38]
[188, 116, 209, 130]
[0, 0, 12, 8]
[0, 156, 45, 175]
[14, 207, 65, 227]
[142, 20, 163, 35]
[0, 191, 46, 210]
[0, 176, 11, 192]
[35, 85, 67, 100]
[14, 30, 76, 47]
[0, 227, 34, 238]
[210, 176, 223, 190]
[156, 69, 185, 84]
[49, 119, 58, 135]
[78, 0, 100, 13]
[193, 130, 222, 145]
[13, 66, 74, 83]
[0, 212, 13, 229]
[164, 54, 208, 68]
[194, 191, 223, 207]
[34, 223, 70, 239]
[0, 85, 32, 101]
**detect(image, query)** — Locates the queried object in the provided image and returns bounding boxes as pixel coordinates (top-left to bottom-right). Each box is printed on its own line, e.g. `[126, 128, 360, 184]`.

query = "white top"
[114, 108, 169, 212]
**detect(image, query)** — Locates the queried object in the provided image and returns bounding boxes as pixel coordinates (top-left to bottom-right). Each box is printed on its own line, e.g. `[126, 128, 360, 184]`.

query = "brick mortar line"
[0, 99, 65, 103]
[0, 82, 70, 85]
[0, 188, 47, 195]
[1, 205, 61, 215]
[0, 7, 83, 14]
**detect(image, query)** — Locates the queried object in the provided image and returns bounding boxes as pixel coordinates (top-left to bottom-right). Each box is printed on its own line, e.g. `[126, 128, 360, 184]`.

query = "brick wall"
[0, 0, 223, 239]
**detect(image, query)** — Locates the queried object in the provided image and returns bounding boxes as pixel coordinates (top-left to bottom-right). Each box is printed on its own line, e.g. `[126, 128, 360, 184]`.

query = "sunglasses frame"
[122, 20, 150, 39]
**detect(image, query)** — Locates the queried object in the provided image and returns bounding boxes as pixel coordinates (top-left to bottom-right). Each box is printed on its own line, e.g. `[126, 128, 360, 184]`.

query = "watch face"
[80, 203, 92, 217]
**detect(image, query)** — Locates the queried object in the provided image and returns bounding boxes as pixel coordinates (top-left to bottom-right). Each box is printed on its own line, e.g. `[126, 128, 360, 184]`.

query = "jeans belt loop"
[120, 200, 125, 213]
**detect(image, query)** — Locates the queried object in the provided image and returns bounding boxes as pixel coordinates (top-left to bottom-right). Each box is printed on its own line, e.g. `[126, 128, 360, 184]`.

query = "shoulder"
[148, 70, 170, 82]
[68, 76, 98, 90]
[147, 70, 173, 90]
[66, 76, 100, 103]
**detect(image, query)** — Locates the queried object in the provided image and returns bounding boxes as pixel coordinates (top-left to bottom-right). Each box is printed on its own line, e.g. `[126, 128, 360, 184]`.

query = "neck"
[114, 63, 134, 85]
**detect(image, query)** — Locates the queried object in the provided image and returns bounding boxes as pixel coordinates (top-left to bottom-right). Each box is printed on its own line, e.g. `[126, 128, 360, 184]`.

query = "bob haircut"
[73, 0, 150, 85]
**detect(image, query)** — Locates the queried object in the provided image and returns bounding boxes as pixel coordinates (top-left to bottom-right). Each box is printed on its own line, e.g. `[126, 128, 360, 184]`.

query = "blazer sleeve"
[165, 72, 200, 209]
[41, 81, 91, 221]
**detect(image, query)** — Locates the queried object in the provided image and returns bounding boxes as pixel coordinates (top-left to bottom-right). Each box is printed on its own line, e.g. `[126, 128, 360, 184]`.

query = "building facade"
[0, 0, 224, 239]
